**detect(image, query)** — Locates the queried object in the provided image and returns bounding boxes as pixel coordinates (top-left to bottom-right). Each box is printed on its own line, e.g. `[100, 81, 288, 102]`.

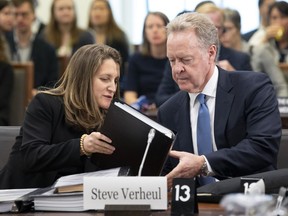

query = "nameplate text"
[83, 177, 167, 210]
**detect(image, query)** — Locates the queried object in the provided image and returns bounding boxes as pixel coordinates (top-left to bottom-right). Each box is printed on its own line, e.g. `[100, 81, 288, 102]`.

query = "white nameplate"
[83, 177, 167, 210]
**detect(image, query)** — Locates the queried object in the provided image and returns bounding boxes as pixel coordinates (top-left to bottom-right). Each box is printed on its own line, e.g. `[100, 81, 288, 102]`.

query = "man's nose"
[173, 61, 184, 73]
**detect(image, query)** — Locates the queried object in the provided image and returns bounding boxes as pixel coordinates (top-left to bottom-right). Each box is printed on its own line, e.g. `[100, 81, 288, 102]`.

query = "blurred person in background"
[221, 7, 288, 97]
[249, 1, 288, 97]
[88, 0, 129, 95]
[196, 3, 252, 71]
[31, 0, 45, 37]
[124, 12, 169, 111]
[0, 0, 15, 60]
[261, 1, 288, 63]
[0, 0, 14, 126]
[42, 0, 94, 58]
[6, 0, 59, 93]
[243, 0, 275, 42]
[221, 8, 250, 54]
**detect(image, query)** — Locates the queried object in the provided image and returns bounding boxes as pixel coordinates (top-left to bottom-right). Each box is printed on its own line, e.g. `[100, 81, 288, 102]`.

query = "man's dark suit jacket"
[5, 32, 59, 88]
[155, 45, 252, 106]
[158, 67, 281, 179]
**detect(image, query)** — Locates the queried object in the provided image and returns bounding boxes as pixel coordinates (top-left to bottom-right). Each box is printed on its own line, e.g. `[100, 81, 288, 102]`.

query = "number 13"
[174, 184, 190, 202]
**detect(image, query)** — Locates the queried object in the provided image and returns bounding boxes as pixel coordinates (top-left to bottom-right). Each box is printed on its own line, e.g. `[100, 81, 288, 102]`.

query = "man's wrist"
[199, 155, 212, 176]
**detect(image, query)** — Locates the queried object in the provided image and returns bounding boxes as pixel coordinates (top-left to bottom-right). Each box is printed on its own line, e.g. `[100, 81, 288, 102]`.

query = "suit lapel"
[176, 92, 194, 153]
[214, 68, 234, 149]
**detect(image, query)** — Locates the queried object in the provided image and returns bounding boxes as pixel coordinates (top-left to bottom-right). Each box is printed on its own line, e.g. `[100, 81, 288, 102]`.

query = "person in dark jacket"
[155, 4, 252, 107]
[6, 0, 59, 92]
[158, 12, 280, 189]
[0, 0, 14, 125]
[0, 44, 121, 189]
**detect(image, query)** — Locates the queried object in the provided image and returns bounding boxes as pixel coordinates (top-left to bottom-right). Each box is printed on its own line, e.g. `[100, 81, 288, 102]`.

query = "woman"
[88, 0, 129, 95]
[0, 0, 14, 125]
[124, 12, 169, 111]
[265, 1, 288, 63]
[0, 44, 121, 189]
[43, 0, 94, 58]
[249, 1, 288, 97]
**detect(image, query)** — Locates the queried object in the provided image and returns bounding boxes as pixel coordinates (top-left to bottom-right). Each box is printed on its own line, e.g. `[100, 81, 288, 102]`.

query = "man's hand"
[166, 150, 205, 189]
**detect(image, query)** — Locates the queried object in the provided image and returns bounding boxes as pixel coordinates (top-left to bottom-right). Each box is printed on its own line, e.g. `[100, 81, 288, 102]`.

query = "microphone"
[138, 128, 156, 176]
[147, 128, 156, 146]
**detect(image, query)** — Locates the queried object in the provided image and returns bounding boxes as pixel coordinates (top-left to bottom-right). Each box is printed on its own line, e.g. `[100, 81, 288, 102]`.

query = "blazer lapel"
[176, 92, 194, 153]
[214, 68, 234, 149]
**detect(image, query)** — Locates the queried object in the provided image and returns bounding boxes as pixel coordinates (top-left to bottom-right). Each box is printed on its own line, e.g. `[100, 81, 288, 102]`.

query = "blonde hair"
[43, 44, 121, 131]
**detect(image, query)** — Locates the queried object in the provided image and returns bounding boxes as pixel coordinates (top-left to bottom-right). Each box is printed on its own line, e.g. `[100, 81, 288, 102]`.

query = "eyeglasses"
[14, 11, 30, 18]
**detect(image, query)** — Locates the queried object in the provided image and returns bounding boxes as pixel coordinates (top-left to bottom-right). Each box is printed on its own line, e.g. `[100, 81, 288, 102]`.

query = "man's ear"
[208, 45, 217, 62]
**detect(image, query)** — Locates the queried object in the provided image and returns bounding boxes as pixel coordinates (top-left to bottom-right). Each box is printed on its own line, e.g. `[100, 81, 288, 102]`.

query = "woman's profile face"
[53, 0, 75, 25]
[90, 0, 110, 27]
[92, 59, 120, 110]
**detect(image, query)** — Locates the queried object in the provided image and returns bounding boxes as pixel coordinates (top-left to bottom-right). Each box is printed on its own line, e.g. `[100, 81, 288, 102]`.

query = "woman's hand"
[82, 132, 115, 155]
[264, 25, 284, 41]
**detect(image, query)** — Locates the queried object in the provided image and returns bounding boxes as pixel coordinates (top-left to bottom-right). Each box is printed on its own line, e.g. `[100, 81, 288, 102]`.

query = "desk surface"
[1, 203, 225, 216]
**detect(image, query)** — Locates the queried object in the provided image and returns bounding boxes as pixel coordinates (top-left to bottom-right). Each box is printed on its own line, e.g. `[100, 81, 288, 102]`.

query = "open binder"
[91, 99, 175, 176]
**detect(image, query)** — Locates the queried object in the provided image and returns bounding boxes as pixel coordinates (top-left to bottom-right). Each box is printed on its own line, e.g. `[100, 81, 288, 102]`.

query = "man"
[158, 13, 281, 188]
[155, 5, 252, 106]
[6, 0, 58, 91]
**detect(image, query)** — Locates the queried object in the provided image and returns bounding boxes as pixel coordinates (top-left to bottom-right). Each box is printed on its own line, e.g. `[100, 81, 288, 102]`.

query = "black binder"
[91, 99, 175, 176]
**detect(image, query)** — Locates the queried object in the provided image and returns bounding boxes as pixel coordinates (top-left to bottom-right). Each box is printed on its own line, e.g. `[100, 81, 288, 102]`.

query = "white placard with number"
[83, 177, 167, 210]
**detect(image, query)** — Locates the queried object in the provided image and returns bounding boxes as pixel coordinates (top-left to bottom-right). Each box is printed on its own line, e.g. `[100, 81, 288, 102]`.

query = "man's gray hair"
[166, 12, 220, 60]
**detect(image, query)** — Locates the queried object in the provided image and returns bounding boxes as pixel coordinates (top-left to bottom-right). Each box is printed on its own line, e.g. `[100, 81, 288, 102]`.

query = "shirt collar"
[13, 31, 35, 48]
[189, 66, 219, 107]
